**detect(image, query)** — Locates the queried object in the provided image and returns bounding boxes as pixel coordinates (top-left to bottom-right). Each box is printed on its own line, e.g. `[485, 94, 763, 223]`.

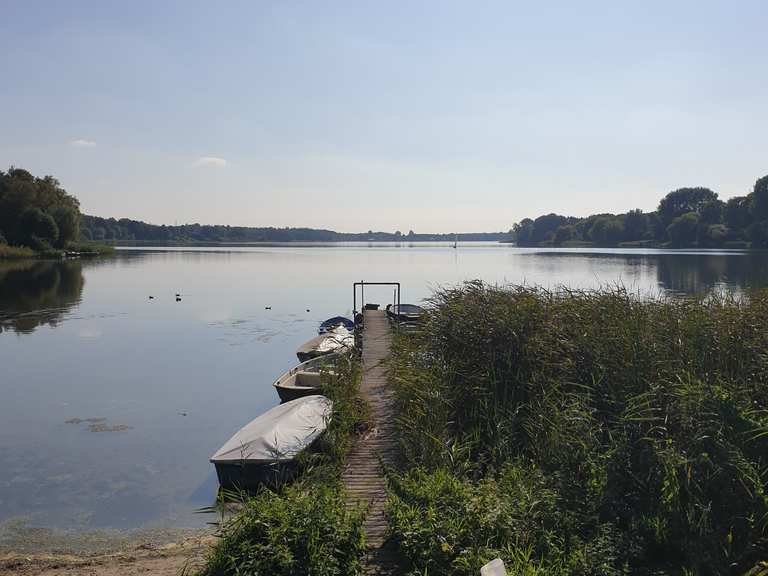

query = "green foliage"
[511, 174, 768, 247]
[0, 244, 36, 259]
[199, 481, 365, 576]
[553, 225, 574, 245]
[387, 465, 584, 576]
[513, 218, 535, 245]
[726, 196, 753, 231]
[79, 214, 512, 244]
[658, 187, 718, 227]
[666, 212, 698, 246]
[20, 207, 59, 248]
[589, 216, 624, 246]
[64, 241, 115, 255]
[389, 283, 768, 575]
[751, 175, 768, 221]
[0, 167, 81, 250]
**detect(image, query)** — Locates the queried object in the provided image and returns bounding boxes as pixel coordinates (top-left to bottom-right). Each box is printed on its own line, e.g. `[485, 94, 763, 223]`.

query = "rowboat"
[273, 353, 344, 402]
[296, 325, 353, 362]
[318, 316, 354, 334]
[386, 303, 425, 322]
[210, 395, 332, 491]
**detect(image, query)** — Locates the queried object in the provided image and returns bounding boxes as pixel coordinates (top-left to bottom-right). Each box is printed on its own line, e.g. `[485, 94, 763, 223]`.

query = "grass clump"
[387, 282, 768, 575]
[199, 481, 365, 576]
[65, 241, 115, 255]
[199, 355, 368, 575]
[0, 244, 36, 259]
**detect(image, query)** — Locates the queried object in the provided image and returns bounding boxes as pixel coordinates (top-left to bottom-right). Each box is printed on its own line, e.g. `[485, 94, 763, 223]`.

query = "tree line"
[0, 168, 81, 250]
[513, 174, 768, 248]
[80, 215, 510, 243]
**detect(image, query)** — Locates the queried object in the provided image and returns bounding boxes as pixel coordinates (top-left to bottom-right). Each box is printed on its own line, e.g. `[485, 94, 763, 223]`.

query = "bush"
[199, 482, 365, 576]
[0, 244, 36, 259]
[20, 207, 59, 247]
[387, 465, 583, 576]
[389, 283, 768, 575]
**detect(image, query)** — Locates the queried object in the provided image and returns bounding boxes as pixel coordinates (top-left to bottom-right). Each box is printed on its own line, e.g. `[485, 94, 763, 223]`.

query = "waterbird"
[265, 306, 272, 310]
[176, 296, 182, 302]
[306, 308, 310, 312]
[148, 296, 154, 300]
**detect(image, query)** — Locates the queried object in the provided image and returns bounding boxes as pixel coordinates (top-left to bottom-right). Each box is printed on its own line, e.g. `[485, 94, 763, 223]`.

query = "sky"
[1, 0, 766, 233]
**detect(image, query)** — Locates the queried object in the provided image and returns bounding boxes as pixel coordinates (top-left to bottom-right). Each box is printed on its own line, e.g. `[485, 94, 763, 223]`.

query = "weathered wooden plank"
[341, 310, 404, 575]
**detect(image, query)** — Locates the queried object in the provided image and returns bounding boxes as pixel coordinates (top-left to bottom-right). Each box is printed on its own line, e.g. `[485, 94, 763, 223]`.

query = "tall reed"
[388, 282, 768, 575]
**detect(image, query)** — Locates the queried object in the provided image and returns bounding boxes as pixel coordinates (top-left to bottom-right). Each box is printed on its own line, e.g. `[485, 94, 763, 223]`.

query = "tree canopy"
[0, 167, 81, 250]
[512, 173, 768, 248]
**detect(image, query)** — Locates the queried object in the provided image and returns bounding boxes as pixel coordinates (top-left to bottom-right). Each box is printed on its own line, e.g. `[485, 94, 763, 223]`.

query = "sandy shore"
[0, 523, 215, 576]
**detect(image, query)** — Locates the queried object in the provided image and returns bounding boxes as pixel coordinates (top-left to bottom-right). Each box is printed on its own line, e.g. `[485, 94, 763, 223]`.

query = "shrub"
[200, 482, 365, 576]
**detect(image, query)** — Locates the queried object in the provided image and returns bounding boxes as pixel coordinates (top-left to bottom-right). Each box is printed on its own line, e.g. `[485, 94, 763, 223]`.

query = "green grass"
[0, 244, 36, 259]
[66, 241, 115, 255]
[0, 241, 113, 259]
[387, 283, 768, 576]
[198, 481, 365, 576]
[197, 355, 368, 576]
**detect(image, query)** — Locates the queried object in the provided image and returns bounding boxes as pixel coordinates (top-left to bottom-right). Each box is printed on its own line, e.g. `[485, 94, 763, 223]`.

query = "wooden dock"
[342, 309, 402, 575]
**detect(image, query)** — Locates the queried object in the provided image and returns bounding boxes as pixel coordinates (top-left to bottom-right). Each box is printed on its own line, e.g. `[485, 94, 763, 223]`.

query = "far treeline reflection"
[0, 260, 84, 334]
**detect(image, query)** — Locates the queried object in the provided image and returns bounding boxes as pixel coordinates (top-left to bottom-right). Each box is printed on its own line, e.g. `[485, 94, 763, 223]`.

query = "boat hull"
[214, 461, 299, 492]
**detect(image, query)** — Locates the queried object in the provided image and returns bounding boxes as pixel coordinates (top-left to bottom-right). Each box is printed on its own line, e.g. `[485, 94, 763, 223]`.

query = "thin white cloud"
[69, 139, 97, 148]
[194, 156, 228, 168]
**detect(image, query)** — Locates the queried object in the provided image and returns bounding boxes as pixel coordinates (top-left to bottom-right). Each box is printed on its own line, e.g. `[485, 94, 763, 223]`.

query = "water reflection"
[654, 252, 768, 294]
[0, 260, 85, 334]
[2, 246, 768, 534]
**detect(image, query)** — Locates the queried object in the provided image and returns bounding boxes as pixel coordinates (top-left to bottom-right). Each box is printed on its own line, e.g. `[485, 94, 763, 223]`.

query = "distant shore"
[0, 243, 114, 260]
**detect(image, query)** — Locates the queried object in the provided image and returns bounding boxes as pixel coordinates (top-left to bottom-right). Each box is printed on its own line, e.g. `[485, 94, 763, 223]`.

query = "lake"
[2, 244, 768, 533]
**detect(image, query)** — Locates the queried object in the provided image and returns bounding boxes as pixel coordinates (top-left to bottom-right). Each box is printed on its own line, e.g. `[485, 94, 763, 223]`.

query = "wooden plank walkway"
[342, 310, 402, 575]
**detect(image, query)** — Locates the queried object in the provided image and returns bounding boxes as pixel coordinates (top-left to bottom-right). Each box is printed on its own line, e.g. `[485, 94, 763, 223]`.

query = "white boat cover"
[317, 326, 353, 352]
[210, 395, 332, 464]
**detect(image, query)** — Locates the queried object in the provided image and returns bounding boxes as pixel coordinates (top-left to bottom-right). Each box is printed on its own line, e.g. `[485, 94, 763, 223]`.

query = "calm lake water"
[2, 243, 768, 532]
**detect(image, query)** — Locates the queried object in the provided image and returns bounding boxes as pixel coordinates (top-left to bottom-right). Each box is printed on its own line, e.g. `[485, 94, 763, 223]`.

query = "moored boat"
[296, 325, 353, 362]
[210, 395, 332, 491]
[273, 353, 344, 402]
[386, 303, 424, 322]
[318, 316, 354, 334]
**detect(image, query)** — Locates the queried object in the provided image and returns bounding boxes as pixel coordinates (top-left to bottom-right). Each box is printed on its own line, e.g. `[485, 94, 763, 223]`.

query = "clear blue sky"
[1, 0, 766, 232]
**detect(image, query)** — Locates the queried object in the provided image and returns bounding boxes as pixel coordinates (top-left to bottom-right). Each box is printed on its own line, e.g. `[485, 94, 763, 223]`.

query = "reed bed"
[387, 282, 768, 575]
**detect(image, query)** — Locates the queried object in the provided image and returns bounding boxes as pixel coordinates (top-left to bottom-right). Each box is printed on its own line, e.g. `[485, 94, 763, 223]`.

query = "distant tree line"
[512, 174, 768, 248]
[0, 168, 81, 250]
[80, 216, 511, 243]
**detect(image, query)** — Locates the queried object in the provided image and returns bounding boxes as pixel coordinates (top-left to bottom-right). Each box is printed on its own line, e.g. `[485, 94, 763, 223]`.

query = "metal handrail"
[353, 281, 400, 316]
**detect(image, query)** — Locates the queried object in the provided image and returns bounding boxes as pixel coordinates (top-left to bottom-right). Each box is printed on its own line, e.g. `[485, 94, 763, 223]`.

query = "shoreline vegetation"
[512, 174, 768, 249]
[386, 283, 768, 575]
[0, 168, 112, 260]
[80, 214, 512, 244]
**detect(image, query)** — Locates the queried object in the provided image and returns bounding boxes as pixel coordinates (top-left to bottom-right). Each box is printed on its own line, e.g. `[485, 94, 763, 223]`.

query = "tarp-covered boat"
[273, 353, 344, 402]
[210, 395, 332, 490]
[318, 316, 354, 334]
[386, 303, 425, 322]
[296, 325, 353, 362]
